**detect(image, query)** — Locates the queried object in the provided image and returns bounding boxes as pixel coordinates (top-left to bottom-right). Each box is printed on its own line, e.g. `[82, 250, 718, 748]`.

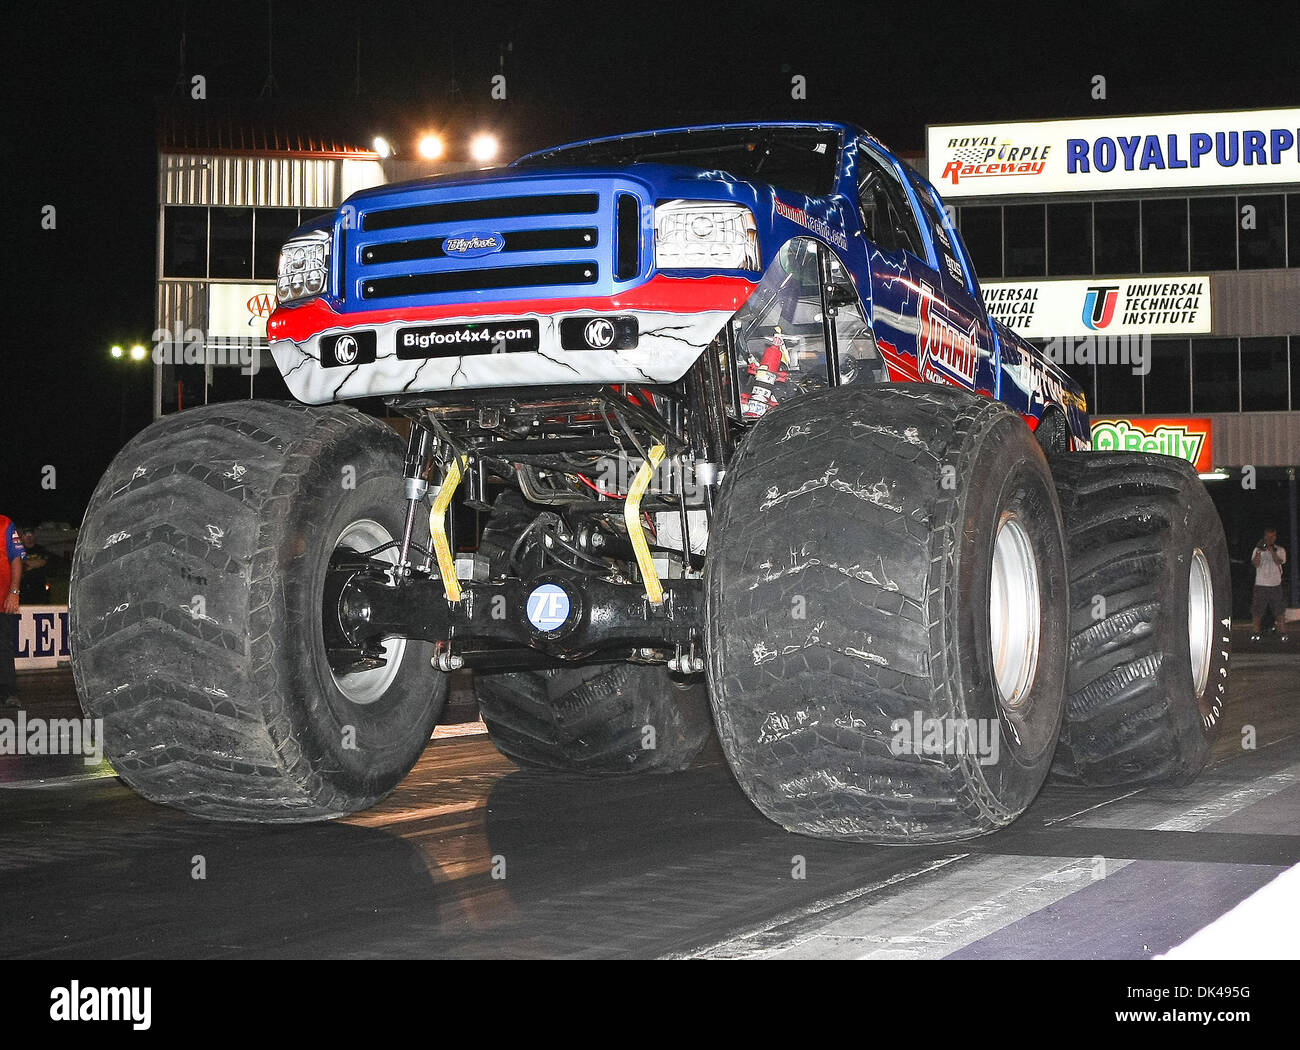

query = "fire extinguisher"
[741, 330, 790, 419]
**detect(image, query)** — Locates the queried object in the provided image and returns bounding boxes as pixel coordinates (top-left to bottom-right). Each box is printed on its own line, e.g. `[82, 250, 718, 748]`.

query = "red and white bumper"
[268, 275, 756, 403]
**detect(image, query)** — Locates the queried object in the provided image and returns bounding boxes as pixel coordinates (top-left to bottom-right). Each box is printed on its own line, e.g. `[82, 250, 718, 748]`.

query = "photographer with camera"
[1250, 526, 1289, 643]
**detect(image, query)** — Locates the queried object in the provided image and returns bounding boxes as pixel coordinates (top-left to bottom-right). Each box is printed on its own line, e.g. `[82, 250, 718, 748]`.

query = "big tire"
[475, 664, 712, 773]
[706, 384, 1068, 842]
[1049, 452, 1229, 786]
[70, 401, 448, 822]
[472, 487, 713, 773]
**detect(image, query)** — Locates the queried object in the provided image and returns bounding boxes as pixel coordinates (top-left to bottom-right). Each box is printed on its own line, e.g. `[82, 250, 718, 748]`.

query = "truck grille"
[344, 178, 647, 308]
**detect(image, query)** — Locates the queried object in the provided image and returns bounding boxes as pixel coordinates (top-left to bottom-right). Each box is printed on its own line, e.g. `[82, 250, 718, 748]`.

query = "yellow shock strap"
[625, 443, 666, 605]
[430, 455, 468, 602]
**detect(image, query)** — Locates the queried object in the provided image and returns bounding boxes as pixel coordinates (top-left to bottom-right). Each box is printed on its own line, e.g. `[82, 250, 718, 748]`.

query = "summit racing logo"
[773, 199, 848, 249]
[940, 135, 1051, 185]
[917, 286, 980, 388]
[1083, 285, 1119, 330]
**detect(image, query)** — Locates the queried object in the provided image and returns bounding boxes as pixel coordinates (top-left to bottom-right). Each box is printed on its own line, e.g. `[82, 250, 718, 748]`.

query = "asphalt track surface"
[2, 632, 1297, 959]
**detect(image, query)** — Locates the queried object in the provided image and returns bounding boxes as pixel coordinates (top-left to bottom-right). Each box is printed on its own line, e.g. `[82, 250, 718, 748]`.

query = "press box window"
[1094, 355, 1142, 415]
[1047, 202, 1092, 277]
[1094, 200, 1140, 274]
[1191, 338, 1239, 413]
[1003, 205, 1045, 278]
[957, 206, 1002, 278]
[1238, 195, 1285, 269]
[1143, 339, 1191, 414]
[254, 208, 304, 280]
[163, 206, 208, 278]
[1289, 196, 1300, 267]
[1240, 337, 1288, 411]
[1189, 196, 1237, 271]
[209, 207, 254, 279]
[1141, 198, 1188, 273]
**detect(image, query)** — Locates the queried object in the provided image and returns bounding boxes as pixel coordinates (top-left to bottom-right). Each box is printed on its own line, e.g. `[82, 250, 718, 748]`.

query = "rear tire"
[1049, 451, 1229, 786]
[475, 664, 712, 773]
[706, 384, 1068, 842]
[472, 487, 712, 773]
[70, 401, 448, 822]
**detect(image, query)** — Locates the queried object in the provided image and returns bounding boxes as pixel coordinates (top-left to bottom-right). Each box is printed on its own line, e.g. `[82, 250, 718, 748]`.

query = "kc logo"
[334, 335, 359, 364]
[584, 318, 615, 349]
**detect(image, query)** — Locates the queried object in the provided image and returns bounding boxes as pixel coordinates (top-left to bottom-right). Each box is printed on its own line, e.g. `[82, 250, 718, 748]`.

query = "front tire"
[70, 401, 448, 822]
[706, 384, 1069, 842]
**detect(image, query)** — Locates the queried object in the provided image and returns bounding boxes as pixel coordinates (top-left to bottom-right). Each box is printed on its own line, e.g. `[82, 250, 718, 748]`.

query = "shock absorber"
[397, 423, 435, 578]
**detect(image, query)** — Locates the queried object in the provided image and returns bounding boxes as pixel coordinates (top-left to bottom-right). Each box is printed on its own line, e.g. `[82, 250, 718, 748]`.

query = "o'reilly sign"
[927, 108, 1300, 198]
[982, 276, 1211, 338]
[1090, 417, 1213, 474]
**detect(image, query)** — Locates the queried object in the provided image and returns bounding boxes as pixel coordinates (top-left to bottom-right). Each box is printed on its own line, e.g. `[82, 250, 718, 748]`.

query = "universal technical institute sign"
[982, 276, 1212, 338]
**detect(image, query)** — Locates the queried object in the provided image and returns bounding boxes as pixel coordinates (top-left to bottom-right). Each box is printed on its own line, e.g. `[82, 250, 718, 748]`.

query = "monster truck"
[70, 122, 1230, 839]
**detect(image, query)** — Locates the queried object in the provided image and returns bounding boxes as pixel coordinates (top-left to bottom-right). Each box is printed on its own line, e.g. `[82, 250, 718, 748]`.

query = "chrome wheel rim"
[1188, 548, 1214, 699]
[989, 514, 1041, 708]
[329, 519, 406, 705]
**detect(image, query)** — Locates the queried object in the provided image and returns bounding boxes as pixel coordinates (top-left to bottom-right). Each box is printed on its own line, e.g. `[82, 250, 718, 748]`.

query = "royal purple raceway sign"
[927, 108, 1300, 198]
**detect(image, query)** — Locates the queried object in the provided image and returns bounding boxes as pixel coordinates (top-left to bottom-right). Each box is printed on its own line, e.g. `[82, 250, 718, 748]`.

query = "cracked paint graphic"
[269, 308, 734, 403]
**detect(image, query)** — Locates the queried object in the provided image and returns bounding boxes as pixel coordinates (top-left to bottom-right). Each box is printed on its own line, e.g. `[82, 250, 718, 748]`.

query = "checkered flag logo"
[951, 146, 991, 164]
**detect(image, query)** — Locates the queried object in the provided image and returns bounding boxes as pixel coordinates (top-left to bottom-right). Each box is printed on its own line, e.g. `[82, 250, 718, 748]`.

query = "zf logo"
[526, 584, 571, 633]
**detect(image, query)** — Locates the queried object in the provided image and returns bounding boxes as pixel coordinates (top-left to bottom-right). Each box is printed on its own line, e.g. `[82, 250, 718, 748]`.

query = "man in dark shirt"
[17, 526, 53, 604]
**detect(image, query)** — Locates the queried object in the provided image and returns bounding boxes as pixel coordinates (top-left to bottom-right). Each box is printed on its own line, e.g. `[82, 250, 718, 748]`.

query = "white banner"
[208, 282, 276, 340]
[928, 109, 1300, 198]
[982, 276, 1212, 338]
[13, 605, 70, 670]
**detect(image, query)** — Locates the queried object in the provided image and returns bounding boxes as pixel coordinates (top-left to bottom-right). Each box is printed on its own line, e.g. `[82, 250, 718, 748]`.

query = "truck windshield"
[516, 127, 841, 197]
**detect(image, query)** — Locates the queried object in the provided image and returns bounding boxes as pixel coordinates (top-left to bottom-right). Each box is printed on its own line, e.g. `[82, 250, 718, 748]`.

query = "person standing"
[0, 513, 25, 706]
[1250, 527, 1289, 643]
[17, 525, 53, 604]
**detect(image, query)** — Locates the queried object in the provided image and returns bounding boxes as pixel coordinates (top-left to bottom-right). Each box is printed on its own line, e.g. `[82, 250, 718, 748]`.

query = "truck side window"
[730, 238, 833, 418]
[857, 141, 926, 261]
[910, 173, 973, 295]
[824, 252, 886, 386]
[857, 172, 897, 253]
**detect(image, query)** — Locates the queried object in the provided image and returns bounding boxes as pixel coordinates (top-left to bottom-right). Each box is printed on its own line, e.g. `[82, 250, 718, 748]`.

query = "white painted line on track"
[668, 853, 971, 959]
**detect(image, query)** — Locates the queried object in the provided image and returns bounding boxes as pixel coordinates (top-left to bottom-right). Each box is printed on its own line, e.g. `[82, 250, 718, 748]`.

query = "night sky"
[5, 0, 1298, 525]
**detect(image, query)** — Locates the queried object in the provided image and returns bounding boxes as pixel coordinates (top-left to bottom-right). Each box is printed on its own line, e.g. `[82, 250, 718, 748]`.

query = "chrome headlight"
[654, 200, 759, 271]
[276, 229, 331, 305]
